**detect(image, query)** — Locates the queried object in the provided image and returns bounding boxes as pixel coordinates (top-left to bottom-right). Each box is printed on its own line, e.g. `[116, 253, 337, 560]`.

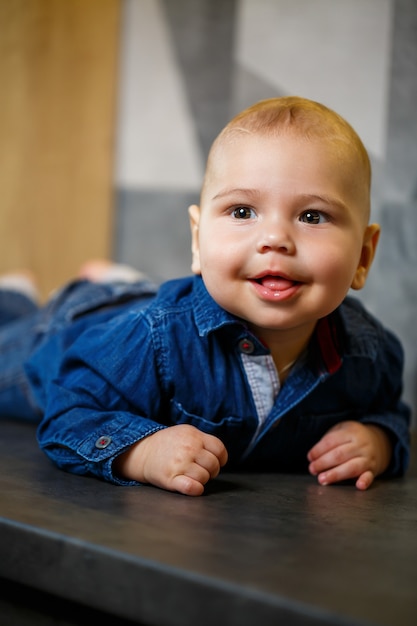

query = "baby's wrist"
[113, 440, 147, 482]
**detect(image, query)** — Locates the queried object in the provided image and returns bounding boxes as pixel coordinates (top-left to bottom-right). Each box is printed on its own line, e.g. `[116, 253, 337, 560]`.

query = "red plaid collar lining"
[315, 314, 343, 375]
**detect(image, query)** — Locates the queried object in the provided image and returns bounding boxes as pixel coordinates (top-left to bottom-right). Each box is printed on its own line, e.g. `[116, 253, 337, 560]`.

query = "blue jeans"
[0, 288, 42, 421]
[0, 279, 158, 422]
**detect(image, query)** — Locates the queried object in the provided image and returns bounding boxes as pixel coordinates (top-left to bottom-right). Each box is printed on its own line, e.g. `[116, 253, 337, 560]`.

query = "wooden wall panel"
[0, 0, 121, 298]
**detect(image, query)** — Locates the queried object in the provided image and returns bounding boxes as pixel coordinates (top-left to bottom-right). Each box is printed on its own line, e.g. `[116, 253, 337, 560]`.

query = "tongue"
[260, 276, 294, 292]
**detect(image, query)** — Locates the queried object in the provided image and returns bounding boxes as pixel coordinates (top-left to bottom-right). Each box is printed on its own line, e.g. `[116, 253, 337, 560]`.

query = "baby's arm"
[113, 424, 228, 496]
[307, 421, 392, 490]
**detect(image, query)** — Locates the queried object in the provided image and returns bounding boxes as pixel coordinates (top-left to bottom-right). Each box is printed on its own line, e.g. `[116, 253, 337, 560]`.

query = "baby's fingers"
[171, 474, 206, 496]
[355, 470, 375, 491]
[308, 440, 351, 476]
[169, 449, 224, 496]
[195, 448, 223, 479]
[202, 435, 228, 468]
[307, 424, 353, 463]
[314, 457, 375, 489]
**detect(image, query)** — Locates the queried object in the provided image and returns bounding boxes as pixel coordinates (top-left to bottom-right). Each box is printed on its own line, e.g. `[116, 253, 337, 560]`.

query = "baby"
[0, 97, 410, 495]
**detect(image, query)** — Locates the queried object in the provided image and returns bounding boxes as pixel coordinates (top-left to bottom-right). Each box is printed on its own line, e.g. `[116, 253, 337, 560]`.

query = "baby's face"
[190, 132, 378, 343]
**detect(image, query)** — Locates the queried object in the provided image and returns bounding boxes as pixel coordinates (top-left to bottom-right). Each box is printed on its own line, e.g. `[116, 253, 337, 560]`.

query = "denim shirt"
[30, 276, 410, 485]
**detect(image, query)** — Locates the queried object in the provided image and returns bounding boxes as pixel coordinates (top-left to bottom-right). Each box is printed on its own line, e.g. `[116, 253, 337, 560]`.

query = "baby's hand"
[307, 421, 392, 490]
[113, 424, 228, 496]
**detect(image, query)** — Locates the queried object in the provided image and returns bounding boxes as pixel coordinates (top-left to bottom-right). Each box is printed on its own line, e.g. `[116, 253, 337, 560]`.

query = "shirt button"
[239, 338, 255, 354]
[95, 435, 112, 449]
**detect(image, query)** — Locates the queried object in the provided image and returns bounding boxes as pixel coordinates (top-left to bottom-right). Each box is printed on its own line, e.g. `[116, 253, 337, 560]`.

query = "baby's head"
[189, 96, 379, 343]
[201, 96, 371, 220]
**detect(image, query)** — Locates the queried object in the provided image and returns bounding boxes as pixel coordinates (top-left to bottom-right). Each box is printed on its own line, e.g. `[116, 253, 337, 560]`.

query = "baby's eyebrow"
[212, 187, 261, 201]
[299, 193, 348, 211]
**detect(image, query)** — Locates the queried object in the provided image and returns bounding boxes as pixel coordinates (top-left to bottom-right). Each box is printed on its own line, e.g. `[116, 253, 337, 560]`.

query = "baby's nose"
[256, 220, 295, 254]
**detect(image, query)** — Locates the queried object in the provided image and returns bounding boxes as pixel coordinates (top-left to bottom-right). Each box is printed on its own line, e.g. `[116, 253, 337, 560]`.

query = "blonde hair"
[202, 96, 371, 212]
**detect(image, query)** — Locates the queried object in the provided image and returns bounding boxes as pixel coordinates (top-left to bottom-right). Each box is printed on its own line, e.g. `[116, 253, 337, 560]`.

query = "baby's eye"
[299, 210, 328, 225]
[232, 206, 255, 219]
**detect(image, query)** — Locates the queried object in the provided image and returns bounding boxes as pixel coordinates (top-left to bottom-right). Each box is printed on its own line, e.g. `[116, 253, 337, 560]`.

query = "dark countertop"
[0, 419, 416, 626]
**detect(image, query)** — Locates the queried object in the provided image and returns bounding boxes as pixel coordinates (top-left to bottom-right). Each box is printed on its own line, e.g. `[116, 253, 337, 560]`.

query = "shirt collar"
[314, 296, 381, 375]
[192, 276, 245, 337]
[337, 296, 380, 360]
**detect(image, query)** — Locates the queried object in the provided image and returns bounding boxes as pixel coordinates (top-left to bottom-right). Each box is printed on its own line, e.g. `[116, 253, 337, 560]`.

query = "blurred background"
[0, 0, 416, 419]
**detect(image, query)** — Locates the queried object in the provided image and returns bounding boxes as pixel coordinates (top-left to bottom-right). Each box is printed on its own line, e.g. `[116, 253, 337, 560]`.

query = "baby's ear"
[188, 204, 201, 275]
[351, 223, 380, 290]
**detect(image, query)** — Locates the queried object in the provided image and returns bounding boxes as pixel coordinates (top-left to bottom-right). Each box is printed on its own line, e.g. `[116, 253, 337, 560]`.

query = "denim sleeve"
[37, 311, 167, 485]
[359, 327, 411, 477]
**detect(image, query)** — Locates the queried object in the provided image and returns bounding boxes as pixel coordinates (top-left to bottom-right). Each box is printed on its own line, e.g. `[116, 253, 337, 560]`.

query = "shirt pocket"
[169, 399, 255, 458]
[294, 408, 364, 444]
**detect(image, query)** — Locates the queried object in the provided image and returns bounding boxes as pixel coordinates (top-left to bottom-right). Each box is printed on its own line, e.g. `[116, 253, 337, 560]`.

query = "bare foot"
[78, 260, 115, 282]
[0, 270, 39, 302]
[78, 259, 147, 284]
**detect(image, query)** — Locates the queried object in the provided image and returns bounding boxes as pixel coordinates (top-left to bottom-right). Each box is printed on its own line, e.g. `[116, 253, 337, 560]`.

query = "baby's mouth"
[253, 275, 299, 292]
